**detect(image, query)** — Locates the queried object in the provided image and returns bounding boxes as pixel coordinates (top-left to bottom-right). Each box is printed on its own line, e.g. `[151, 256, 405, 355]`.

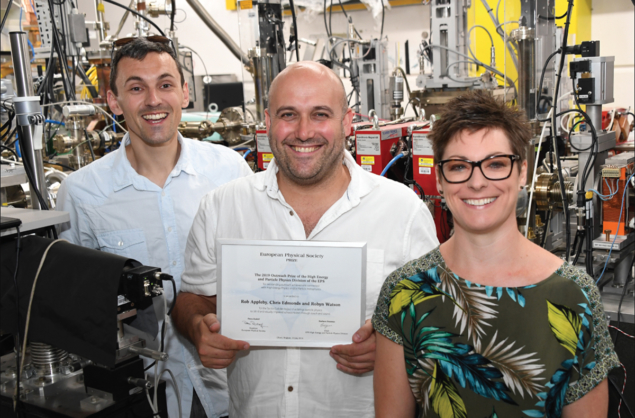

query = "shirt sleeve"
[402, 198, 439, 266]
[372, 266, 407, 346]
[564, 271, 620, 404]
[181, 193, 219, 296]
[55, 178, 98, 248]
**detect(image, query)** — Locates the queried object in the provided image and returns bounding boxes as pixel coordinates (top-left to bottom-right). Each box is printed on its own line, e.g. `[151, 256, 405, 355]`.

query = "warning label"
[419, 158, 434, 167]
[361, 156, 375, 165]
[356, 134, 381, 155]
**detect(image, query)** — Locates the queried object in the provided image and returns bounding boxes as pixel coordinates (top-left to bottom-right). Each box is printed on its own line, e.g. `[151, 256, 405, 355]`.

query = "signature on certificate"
[243, 319, 267, 329]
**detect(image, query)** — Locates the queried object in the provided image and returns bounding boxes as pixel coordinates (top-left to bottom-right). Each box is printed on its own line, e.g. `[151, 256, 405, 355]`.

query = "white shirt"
[56, 134, 253, 418]
[181, 151, 439, 418]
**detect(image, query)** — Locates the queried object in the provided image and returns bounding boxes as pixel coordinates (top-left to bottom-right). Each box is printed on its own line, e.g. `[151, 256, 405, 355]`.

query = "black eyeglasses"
[438, 154, 520, 184]
[110, 36, 175, 63]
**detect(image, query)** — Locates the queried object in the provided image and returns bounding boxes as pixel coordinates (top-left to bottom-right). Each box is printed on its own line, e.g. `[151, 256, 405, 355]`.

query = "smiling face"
[107, 52, 188, 147]
[436, 128, 527, 236]
[265, 63, 353, 186]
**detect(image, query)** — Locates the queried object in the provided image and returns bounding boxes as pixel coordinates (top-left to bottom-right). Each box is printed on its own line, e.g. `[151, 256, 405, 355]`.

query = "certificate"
[217, 239, 366, 347]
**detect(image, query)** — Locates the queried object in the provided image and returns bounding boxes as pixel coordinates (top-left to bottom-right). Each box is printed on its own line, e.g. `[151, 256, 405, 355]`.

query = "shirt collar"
[112, 133, 196, 191]
[254, 151, 378, 206]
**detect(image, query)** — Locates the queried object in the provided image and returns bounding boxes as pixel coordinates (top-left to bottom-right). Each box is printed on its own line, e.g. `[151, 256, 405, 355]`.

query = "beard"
[270, 126, 346, 186]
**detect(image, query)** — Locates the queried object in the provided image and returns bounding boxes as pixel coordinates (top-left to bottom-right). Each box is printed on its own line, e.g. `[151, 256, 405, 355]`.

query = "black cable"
[609, 374, 634, 418]
[556, 108, 599, 189]
[323, 0, 331, 39]
[47, 0, 75, 101]
[77, 65, 99, 99]
[571, 78, 582, 111]
[551, 0, 576, 263]
[12, 225, 22, 415]
[380, 0, 385, 40]
[84, 129, 96, 162]
[613, 275, 633, 347]
[540, 210, 552, 248]
[539, 11, 568, 20]
[338, 0, 362, 39]
[160, 274, 177, 316]
[0, 0, 13, 33]
[170, 0, 176, 31]
[44, 160, 75, 171]
[16, 128, 50, 210]
[536, 49, 562, 121]
[102, 0, 165, 36]
[289, 0, 300, 62]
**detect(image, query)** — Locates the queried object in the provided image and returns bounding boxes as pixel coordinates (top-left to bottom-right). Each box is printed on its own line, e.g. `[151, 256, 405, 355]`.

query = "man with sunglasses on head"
[56, 37, 252, 418]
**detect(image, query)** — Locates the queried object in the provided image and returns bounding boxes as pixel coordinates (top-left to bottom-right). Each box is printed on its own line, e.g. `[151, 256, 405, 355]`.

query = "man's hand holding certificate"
[217, 240, 367, 348]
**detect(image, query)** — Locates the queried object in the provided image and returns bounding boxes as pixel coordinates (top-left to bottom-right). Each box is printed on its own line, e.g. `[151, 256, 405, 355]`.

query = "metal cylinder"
[585, 105, 602, 133]
[30, 342, 69, 376]
[63, 105, 96, 118]
[186, 0, 251, 66]
[250, 48, 274, 122]
[10, 32, 47, 209]
[513, 28, 536, 120]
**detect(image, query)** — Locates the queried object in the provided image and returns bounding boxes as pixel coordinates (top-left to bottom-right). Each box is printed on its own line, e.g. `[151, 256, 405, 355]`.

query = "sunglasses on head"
[111, 36, 176, 62]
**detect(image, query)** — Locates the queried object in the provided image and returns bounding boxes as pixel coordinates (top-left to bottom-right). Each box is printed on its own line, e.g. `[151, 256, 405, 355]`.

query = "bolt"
[604, 229, 611, 241]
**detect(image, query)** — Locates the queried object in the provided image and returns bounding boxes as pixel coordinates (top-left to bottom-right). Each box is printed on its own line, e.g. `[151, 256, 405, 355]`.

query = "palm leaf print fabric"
[372, 248, 619, 418]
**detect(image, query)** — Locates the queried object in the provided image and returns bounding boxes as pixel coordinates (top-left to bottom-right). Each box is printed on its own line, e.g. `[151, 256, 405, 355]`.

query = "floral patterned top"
[372, 247, 619, 418]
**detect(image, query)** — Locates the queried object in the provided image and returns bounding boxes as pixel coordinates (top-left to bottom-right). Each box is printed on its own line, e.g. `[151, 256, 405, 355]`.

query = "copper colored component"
[604, 230, 611, 241]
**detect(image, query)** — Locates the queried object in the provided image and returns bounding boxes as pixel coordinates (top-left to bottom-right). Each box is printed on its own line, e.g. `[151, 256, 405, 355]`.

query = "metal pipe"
[10, 32, 47, 210]
[94, 0, 107, 43]
[185, 0, 251, 66]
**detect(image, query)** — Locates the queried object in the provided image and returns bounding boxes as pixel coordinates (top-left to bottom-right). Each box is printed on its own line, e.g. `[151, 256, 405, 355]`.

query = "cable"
[157, 368, 182, 418]
[609, 372, 634, 418]
[525, 109, 553, 237]
[179, 45, 209, 79]
[290, 0, 300, 62]
[169, 0, 175, 31]
[380, 0, 385, 40]
[41, 100, 128, 133]
[84, 129, 96, 162]
[610, 325, 634, 339]
[18, 239, 67, 395]
[596, 172, 635, 284]
[467, 25, 493, 64]
[15, 128, 51, 210]
[0, 0, 13, 33]
[242, 149, 252, 159]
[381, 153, 404, 177]
[536, 49, 562, 119]
[102, 0, 165, 36]
[11, 225, 22, 412]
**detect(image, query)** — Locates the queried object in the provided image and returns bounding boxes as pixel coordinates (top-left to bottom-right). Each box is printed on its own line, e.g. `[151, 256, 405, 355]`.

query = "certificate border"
[217, 239, 367, 347]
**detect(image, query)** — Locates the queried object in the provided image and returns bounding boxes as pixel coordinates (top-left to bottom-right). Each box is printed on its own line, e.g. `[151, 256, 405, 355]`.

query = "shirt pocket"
[96, 229, 150, 264]
[365, 249, 386, 319]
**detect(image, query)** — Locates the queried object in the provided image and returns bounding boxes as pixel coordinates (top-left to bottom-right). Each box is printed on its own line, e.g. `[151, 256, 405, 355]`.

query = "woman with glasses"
[372, 91, 619, 418]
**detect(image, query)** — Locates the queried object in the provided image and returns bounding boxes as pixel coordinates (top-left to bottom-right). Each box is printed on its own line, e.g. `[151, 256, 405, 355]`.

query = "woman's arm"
[375, 333, 416, 418]
[562, 379, 608, 418]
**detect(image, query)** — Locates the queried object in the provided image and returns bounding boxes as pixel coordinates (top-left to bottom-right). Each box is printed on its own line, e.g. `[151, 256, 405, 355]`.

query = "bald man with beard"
[172, 62, 439, 417]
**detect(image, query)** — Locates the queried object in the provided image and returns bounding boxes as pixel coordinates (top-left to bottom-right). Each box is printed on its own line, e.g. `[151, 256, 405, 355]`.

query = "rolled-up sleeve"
[181, 193, 219, 296]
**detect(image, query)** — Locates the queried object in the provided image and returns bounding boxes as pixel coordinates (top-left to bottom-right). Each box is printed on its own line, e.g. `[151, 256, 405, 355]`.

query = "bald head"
[268, 62, 348, 115]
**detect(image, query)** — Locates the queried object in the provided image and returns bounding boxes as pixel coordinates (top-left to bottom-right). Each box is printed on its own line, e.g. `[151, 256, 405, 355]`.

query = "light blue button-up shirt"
[56, 133, 253, 418]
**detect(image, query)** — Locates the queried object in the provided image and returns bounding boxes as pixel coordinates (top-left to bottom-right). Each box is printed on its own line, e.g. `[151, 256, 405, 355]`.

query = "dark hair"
[109, 37, 184, 95]
[428, 90, 531, 164]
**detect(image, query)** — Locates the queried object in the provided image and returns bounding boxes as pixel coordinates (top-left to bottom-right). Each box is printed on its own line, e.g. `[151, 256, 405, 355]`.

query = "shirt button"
[118, 241, 123, 246]
[172, 261, 177, 266]
[289, 211, 294, 216]
[287, 386, 293, 392]
[168, 227, 172, 232]
[162, 191, 166, 197]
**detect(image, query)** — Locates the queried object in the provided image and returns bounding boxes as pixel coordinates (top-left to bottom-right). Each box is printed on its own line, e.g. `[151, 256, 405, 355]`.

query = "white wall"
[591, 0, 634, 110]
[84, 1, 634, 110]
